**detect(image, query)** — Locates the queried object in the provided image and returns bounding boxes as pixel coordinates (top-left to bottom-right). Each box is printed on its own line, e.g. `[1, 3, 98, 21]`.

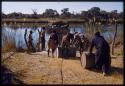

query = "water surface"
[2, 23, 123, 51]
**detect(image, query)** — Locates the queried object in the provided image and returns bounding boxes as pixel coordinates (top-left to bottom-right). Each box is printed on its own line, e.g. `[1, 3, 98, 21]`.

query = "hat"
[42, 27, 45, 30]
[30, 30, 33, 34]
[95, 31, 100, 36]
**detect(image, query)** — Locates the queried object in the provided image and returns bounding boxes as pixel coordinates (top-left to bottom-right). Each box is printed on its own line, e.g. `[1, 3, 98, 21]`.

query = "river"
[2, 23, 123, 51]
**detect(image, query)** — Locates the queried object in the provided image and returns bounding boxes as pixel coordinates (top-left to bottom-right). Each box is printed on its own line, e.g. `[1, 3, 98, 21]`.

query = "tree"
[88, 7, 100, 15]
[99, 10, 109, 23]
[108, 10, 118, 24]
[81, 11, 90, 21]
[31, 9, 38, 18]
[32, 9, 37, 15]
[88, 7, 101, 22]
[2, 7, 123, 25]
[119, 12, 123, 19]
[2, 12, 7, 18]
[7, 12, 23, 18]
[42, 9, 59, 18]
[61, 8, 71, 18]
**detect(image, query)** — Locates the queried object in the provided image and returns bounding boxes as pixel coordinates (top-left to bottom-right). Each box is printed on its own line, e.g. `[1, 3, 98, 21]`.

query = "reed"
[2, 22, 123, 54]
[2, 28, 16, 53]
[2, 38, 16, 53]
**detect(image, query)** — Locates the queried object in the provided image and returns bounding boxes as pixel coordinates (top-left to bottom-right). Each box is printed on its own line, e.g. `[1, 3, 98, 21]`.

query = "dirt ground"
[2, 50, 123, 85]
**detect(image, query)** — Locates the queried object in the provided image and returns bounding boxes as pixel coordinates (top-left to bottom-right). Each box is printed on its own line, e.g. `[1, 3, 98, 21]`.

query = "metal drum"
[81, 52, 95, 69]
[54, 47, 76, 58]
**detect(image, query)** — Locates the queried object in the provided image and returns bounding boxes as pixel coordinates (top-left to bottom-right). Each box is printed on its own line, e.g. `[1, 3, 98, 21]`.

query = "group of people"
[27, 24, 111, 76]
[28, 27, 46, 52]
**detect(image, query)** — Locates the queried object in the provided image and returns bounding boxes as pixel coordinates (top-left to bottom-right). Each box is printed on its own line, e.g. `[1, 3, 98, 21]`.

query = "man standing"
[40, 27, 46, 51]
[28, 30, 34, 52]
[50, 30, 58, 46]
[89, 32, 111, 76]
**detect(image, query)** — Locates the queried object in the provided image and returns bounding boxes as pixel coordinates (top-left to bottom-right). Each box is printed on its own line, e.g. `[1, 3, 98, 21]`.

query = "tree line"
[2, 7, 123, 23]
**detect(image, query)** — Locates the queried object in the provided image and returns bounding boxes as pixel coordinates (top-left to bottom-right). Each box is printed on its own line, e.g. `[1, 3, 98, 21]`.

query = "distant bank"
[2, 18, 86, 24]
[2, 18, 123, 25]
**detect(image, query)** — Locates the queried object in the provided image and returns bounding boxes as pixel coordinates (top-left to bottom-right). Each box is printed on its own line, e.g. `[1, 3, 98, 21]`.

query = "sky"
[2, 2, 123, 14]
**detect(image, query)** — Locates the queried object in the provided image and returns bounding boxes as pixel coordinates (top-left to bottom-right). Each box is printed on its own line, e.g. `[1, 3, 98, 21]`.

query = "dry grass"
[2, 40, 16, 53]
[2, 47, 123, 85]
[2, 42, 14, 51]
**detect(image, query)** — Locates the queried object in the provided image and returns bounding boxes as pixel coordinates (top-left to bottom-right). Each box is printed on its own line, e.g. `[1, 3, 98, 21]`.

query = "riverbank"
[2, 18, 86, 24]
[2, 18, 123, 24]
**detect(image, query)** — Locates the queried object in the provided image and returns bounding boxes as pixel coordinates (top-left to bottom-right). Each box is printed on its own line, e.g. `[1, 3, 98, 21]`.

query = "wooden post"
[111, 20, 117, 55]
[93, 17, 95, 34]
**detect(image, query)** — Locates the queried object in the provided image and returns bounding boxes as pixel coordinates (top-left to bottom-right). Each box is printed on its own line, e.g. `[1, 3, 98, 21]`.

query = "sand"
[2, 50, 123, 85]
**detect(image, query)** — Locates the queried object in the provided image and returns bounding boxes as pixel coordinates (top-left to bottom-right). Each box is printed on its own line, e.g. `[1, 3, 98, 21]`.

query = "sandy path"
[2, 51, 123, 84]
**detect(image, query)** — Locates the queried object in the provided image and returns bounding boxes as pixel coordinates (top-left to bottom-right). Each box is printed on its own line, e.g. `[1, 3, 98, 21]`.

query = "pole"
[111, 20, 117, 55]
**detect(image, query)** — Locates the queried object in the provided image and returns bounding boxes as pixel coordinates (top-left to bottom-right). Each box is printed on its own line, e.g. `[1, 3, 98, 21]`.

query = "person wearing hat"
[89, 31, 111, 76]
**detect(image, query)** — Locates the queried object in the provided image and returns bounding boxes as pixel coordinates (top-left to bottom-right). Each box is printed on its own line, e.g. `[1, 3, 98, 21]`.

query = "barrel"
[67, 47, 76, 57]
[54, 47, 63, 58]
[54, 47, 76, 58]
[81, 52, 95, 69]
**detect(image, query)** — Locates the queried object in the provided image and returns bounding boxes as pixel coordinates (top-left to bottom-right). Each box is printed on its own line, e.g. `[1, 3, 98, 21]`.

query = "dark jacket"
[89, 35, 111, 71]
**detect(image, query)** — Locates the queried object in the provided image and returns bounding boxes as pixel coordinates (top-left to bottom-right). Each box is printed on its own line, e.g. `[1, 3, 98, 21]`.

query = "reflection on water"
[2, 23, 123, 50]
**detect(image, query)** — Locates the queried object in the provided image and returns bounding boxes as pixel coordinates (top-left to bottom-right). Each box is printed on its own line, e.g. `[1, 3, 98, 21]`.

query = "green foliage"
[2, 7, 123, 23]
[42, 9, 59, 18]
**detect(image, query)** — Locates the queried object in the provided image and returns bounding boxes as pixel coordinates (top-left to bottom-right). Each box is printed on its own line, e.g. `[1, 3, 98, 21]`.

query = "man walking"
[89, 32, 111, 76]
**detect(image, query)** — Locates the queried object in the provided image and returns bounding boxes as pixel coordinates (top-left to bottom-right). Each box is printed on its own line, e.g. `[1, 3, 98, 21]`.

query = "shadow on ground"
[84, 66, 123, 76]
[68, 56, 81, 60]
[1, 65, 25, 85]
[58, 56, 81, 60]
[109, 66, 123, 76]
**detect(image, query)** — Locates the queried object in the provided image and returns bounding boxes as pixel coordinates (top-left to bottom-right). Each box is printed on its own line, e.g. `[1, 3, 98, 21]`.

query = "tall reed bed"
[2, 28, 16, 53]
[84, 23, 123, 45]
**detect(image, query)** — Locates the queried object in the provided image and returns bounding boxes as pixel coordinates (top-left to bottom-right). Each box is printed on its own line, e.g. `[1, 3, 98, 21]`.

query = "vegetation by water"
[2, 23, 123, 56]
[2, 7, 123, 24]
[2, 7, 123, 56]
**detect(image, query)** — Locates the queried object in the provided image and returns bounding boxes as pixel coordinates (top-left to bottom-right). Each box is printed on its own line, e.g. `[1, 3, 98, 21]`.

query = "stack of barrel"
[54, 47, 76, 58]
[54, 47, 95, 69]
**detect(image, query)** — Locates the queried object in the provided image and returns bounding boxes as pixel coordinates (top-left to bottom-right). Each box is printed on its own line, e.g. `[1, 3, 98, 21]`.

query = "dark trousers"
[28, 41, 35, 52]
[41, 37, 45, 51]
[62, 47, 69, 58]
[95, 49, 110, 74]
[61, 42, 70, 58]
